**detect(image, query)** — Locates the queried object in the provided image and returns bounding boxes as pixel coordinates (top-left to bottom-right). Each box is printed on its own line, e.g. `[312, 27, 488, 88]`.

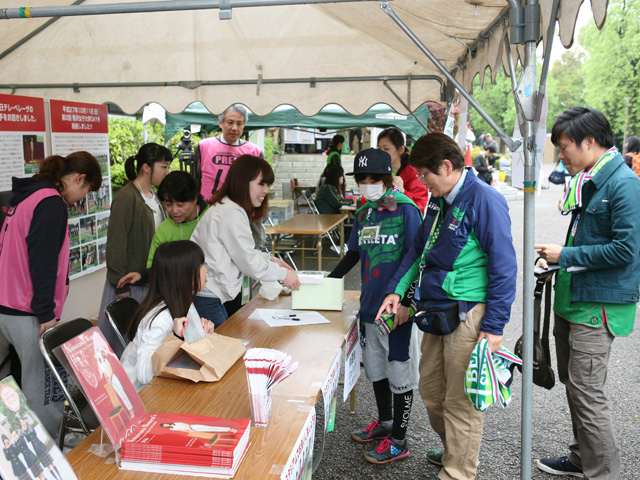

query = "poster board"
[0, 94, 47, 192]
[49, 99, 111, 279]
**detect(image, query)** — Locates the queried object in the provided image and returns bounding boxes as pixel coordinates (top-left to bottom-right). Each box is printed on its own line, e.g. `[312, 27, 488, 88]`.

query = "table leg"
[350, 388, 356, 414]
[317, 235, 322, 270]
[340, 221, 345, 259]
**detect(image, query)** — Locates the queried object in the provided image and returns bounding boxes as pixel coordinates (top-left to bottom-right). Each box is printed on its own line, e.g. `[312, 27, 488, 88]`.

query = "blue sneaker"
[364, 438, 409, 464]
[537, 456, 583, 477]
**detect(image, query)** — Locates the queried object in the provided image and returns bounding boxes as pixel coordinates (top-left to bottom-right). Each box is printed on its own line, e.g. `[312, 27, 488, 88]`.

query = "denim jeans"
[194, 295, 228, 328]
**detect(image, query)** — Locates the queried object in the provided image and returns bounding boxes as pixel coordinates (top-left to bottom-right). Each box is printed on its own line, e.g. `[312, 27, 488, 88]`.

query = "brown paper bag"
[152, 333, 245, 383]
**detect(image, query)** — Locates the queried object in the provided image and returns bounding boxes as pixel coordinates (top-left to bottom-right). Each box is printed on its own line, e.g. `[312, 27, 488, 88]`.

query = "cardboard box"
[291, 277, 344, 311]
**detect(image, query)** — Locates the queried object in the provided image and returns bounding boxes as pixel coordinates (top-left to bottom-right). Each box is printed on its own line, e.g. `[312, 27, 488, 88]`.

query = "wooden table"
[67, 292, 360, 479]
[264, 214, 348, 270]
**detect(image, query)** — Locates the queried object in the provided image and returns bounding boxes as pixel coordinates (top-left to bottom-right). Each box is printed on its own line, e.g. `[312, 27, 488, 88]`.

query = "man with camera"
[194, 104, 263, 201]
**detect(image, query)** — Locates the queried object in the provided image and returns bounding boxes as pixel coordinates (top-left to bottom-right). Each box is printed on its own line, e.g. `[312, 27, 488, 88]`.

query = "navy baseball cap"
[346, 148, 392, 176]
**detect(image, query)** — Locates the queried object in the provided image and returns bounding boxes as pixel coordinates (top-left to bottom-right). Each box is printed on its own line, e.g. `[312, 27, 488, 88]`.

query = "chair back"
[38, 318, 96, 437]
[40, 318, 94, 369]
[105, 297, 139, 350]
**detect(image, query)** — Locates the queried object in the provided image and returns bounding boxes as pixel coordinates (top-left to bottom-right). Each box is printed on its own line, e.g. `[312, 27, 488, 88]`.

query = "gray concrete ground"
[289, 183, 640, 479]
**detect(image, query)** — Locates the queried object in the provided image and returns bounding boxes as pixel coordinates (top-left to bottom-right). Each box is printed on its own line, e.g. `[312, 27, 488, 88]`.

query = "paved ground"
[288, 183, 640, 480]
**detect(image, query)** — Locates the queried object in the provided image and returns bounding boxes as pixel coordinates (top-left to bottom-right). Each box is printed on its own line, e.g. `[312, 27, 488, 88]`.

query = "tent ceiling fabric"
[0, 0, 608, 116]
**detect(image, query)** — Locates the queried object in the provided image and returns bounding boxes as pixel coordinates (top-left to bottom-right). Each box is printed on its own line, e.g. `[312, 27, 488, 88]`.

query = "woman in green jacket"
[314, 165, 355, 214]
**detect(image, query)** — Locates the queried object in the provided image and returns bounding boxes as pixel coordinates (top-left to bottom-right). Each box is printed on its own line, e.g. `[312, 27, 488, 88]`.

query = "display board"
[0, 94, 111, 280]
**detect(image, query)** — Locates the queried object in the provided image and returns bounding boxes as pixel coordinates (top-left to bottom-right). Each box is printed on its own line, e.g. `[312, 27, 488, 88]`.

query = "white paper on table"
[262, 311, 331, 327]
[249, 308, 298, 320]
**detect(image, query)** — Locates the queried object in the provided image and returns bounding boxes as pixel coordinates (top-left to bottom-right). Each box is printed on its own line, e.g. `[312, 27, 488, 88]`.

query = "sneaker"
[364, 438, 409, 464]
[537, 456, 584, 477]
[350, 420, 390, 443]
[427, 448, 444, 466]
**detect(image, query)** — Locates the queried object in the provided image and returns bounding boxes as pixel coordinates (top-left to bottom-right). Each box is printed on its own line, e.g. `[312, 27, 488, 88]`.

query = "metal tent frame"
[0, 0, 570, 478]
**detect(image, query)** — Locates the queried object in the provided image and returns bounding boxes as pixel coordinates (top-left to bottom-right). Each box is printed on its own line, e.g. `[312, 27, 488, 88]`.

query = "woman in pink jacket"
[0, 152, 102, 440]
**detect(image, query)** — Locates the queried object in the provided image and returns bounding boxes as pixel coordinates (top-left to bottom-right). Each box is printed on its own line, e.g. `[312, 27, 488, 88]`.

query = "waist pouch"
[412, 300, 460, 335]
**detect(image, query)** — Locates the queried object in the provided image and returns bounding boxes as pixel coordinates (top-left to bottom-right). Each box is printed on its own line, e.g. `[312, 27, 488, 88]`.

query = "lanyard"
[418, 200, 444, 287]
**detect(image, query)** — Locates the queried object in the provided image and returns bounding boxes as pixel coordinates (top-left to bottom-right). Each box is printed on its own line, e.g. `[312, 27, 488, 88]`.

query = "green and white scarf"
[465, 339, 522, 412]
[561, 146, 618, 214]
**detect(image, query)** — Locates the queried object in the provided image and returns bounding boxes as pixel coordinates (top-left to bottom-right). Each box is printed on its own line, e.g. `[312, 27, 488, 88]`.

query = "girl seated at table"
[120, 240, 214, 392]
[314, 165, 356, 214]
[191, 155, 300, 326]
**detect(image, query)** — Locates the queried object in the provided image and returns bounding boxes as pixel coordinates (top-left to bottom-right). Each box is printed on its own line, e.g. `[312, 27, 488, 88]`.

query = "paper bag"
[152, 333, 245, 383]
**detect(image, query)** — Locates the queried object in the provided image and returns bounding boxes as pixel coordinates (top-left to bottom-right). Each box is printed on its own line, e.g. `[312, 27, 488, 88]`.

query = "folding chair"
[263, 219, 299, 270]
[39, 318, 100, 449]
[105, 297, 139, 351]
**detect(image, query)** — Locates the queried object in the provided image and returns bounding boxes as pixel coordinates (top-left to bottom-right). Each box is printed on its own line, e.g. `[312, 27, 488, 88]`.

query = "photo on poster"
[68, 218, 80, 247]
[69, 247, 82, 276]
[79, 216, 96, 244]
[96, 212, 109, 239]
[95, 153, 109, 176]
[81, 243, 98, 271]
[22, 134, 45, 175]
[0, 377, 78, 480]
[98, 178, 111, 212]
[97, 238, 107, 265]
[67, 196, 87, 219]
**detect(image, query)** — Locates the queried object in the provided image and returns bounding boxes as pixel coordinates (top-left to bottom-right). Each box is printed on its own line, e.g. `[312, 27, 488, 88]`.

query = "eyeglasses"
[416, 171, 427, 181]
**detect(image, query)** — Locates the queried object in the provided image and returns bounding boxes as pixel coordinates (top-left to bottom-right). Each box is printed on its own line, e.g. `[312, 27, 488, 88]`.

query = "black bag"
[514, 274, 555, 390]
[412, 301, 460, 335]
[548, 169, 566, 185]
[548, 159, 566, 185]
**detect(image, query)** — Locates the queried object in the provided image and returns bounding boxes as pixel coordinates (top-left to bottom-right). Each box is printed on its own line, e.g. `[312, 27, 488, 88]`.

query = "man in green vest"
[535, 106, 640, 479]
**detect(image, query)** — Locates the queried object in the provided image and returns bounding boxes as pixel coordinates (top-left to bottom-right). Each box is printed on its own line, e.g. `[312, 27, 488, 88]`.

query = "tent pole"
[383, 80, 429, 134]
[0, 0, 376, 20]
[379, 1, 521, 152]
[514, 0, 541, 477]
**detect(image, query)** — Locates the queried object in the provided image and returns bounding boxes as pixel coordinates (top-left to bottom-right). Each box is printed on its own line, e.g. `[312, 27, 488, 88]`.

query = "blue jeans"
[194, 295, 228, 328]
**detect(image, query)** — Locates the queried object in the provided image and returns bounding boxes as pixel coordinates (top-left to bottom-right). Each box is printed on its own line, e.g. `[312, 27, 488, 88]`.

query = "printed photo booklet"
[0, 376, 77, 480]
[56, 327, 250, 478]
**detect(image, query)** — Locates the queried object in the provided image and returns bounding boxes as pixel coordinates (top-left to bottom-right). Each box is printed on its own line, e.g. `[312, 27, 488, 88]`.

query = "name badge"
[361, 225, 380, 242]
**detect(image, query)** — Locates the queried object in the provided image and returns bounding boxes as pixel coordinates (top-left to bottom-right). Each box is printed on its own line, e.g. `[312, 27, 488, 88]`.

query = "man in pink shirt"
[194, 104, 263, 200]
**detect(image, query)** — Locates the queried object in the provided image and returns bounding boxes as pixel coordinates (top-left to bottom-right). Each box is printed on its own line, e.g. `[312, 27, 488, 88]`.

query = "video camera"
[176, 129, 194, 172]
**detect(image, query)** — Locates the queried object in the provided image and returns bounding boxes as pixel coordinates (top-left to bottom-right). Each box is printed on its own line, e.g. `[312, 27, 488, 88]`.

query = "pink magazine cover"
[59, 327, 146, 449]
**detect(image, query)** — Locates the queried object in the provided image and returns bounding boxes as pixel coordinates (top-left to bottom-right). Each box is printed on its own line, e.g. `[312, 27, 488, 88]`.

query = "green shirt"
[146, 205, 209, 267]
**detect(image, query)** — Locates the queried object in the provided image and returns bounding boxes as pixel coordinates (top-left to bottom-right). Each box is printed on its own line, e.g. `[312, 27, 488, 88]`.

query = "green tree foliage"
[580, 0, 640, 137]
[468, 68, 518, 145]
[549, 50, 586, 111]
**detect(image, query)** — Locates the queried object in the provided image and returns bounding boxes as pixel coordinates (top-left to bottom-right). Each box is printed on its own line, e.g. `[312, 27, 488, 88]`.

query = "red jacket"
[398, 164, 429, 213]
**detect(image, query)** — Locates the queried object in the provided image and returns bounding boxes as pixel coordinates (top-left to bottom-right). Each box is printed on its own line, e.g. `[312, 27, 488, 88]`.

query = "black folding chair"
[38, 318, 100, 449]
[105, 297, 139, 351]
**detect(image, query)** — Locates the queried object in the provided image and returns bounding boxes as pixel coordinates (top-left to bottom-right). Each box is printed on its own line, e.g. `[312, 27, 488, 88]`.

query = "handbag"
[514, 274, 555, 390]
[548, 159, 566, 185]
[412, 300, 460, 335]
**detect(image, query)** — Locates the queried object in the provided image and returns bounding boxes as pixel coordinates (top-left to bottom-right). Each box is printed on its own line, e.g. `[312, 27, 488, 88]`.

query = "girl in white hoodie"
[191, 155, 300, 327]
[120, 240, 214, 391]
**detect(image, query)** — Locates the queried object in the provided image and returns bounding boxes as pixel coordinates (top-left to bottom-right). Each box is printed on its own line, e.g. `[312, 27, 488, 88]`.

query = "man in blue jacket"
[536, 106, 640, 479]
[377, 133, 517, 480]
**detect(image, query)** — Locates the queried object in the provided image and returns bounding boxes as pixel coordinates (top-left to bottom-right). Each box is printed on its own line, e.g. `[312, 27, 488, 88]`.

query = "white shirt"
[121, 302, 200, 391]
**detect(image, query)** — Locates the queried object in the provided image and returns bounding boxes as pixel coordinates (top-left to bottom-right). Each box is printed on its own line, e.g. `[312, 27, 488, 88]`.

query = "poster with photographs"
[49, 99, 110, 279]
[0, 94, 48, 192]
[0, 376, 77, 480]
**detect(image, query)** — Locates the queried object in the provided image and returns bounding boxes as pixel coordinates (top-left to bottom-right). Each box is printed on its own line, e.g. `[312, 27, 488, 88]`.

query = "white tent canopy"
[0, 0, 607, 117]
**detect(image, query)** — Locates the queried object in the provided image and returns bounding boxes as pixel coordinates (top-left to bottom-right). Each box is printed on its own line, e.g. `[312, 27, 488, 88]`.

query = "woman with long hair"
[377, 128, 429, 212]
[314, 165, 355, 214]
[191, 155, 300, 326]
[98, 143, 171, 356]
[0, 152, 101, 439]
[120, 240, 214, 391]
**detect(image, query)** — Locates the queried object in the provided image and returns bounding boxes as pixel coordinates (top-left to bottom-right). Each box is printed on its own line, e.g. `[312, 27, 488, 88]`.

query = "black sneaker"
[350, 420, 390, 443]
[537, 456, 584, 478]
[364, 438, 409, 464]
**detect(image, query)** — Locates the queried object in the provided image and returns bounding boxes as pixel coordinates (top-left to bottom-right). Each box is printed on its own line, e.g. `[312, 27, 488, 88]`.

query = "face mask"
[359, 183, 385, 202]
